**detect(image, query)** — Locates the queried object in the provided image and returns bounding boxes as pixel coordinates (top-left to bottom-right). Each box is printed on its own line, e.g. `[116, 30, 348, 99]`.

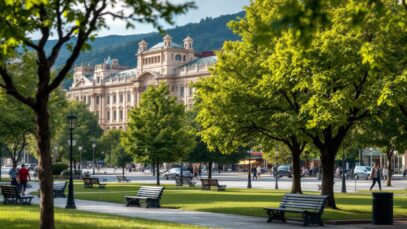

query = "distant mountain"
[48, 11, 245, 68]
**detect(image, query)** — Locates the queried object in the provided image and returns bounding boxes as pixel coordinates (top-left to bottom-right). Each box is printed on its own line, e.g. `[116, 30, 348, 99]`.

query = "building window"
[171, 86, 175, 92]
[107, 111, 110, 121]
[183, 55, 186, 61]
[76, 96, 79, 101]
[96, 77, 100, 83]
[189, 87, 193, 96]
[107, 95, 110, 104]
[127, 91, 131, 102]
[113, 111, 116, 121]
[175, 54, 182, 61]
[113, 94, 116, 103]
[96, 96, 99, 105]
[119, 110, 123, 120]
[119, 93, 123, 103]
[180, 86, 184, 97]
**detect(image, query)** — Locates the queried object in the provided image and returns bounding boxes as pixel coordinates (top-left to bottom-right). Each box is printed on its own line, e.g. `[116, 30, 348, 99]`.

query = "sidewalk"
[6, 183, 404, 229]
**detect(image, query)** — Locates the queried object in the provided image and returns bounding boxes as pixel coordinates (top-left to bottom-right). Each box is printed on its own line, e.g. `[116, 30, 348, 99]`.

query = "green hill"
[49, 11, 244, 68]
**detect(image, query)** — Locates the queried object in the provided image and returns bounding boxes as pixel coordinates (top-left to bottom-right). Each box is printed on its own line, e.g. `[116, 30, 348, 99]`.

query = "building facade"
[67, 35, 216, 129]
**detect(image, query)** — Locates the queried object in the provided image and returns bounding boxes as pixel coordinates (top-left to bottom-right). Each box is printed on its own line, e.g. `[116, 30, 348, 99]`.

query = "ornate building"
[67, 35, 216, 129]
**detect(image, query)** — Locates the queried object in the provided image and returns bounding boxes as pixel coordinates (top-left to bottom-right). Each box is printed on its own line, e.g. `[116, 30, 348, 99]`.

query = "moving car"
[163, 168, 192, 180]
[277, 165, 292, 178]
[353, 166, 371, 180]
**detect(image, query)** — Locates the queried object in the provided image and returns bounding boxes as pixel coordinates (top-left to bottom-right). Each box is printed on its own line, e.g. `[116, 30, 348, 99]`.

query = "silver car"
[353, 166, 371, 180]
[163, 168, 192, 180]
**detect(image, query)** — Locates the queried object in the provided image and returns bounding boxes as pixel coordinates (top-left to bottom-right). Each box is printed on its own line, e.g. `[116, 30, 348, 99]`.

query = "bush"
[52, 163, 68, 175]
[60, 169, 83, 177]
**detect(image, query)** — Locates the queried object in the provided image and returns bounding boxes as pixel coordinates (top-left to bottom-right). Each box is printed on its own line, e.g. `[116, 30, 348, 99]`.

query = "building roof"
[181, 56, 217, 67]
[149, 41, 182, 50]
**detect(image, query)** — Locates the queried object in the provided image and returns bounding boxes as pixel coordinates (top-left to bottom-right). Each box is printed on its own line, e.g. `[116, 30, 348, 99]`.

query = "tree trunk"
[320, 151, 337, 209]
[208, 161, 213, 179]
[36, 101, 55, 229]
[386, 149, 393, 187]
[291, 149, 302, 194]
[156, 160, 160, 185]
[152, 163, 155, 176]
[122, 166, 125, 177]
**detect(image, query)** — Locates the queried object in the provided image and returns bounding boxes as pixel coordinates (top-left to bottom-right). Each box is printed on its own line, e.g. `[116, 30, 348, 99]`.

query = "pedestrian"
[18, 164, 31, 195]
[193, 166, 198, 178]
[369, 162, 382, 191]
[382, 167, 388, 181]
[257, 166, 261, 179]
[335, 167, 341, 178]
[9, 164, 19, 189]
[251, 166, 257, 180]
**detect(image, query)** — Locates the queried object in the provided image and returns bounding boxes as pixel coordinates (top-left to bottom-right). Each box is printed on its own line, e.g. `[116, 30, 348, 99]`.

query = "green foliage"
[54, 101, 102, 161]
[98, 129, 122, 165]
[52, 162, 68, 175]
[60, 169, 82, 177]
[123, 83, 195, 165]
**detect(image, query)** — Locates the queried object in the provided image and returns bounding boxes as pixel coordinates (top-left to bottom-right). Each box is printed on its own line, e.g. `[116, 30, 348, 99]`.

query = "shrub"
[52, 163, 68, 175]
[60, 169, 83, 177]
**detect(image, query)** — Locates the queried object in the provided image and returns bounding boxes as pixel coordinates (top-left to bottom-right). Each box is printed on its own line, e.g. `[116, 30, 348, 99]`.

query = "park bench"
[175, 176, 196, 187]
[124, 186, 164, 208]
[83, 177, 93, 188]
[200, 179, 226, 191]
[38, 182, 68, 198]
[53, 182, 68, 198]
[264, 193, 329, 226]
[117, 175, 130, 183]
[90, 178, 106, 189]
[1, 185, 33, 205]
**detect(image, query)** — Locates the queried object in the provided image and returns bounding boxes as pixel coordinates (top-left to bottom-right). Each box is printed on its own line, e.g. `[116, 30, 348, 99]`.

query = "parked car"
[353, 166, 371, 180]
[163, 168, 192, 180]
[277, 165, 292, 178]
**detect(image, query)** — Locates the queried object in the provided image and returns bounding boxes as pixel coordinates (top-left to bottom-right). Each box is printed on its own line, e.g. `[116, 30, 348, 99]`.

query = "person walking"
[251, 166, 257, 180]
[370, 162, 382, 191]
[18, 164, 31, 195]
[9, 164, 19, 188]
[257, 166, 262, 179]
[382, 167, 388, 181]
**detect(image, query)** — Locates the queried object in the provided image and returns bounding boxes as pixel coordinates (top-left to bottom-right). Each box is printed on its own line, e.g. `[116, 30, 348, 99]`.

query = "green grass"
[71, 182, 407, 220]
[0, 205, 204, 229]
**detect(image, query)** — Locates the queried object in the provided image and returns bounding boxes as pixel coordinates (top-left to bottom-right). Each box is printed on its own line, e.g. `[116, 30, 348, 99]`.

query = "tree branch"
[0, 66, 36, 108]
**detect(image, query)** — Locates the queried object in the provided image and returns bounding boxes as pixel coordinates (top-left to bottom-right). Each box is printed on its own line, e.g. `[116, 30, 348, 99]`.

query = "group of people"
[8, 163, 31, 196]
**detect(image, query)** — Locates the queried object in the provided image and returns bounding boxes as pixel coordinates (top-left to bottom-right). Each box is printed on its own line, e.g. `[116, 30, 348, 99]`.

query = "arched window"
[175, 54, 182, 61]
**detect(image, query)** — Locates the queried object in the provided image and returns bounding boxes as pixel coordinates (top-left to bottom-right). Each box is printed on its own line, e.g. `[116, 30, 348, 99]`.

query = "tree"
[0, 1, 194, 227]
[54, 101, 102, 166]
[110, 143, 133, 176]
[122, 83, 195, 185]
[98, 129, 122, 167]
[355, 109, 407, 186]
[195, 1, 309, 194]
[186, 138, 246, 178]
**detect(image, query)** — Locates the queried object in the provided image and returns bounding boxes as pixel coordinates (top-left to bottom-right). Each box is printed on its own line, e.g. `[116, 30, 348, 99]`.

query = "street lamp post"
[341, 148, 347, 193]
[247, 150, 252, 189]
[78, 146, 82, 170]
[275, 146, 279, 190]
[92, 141, 96, 175]
[66, 113, 77, 209]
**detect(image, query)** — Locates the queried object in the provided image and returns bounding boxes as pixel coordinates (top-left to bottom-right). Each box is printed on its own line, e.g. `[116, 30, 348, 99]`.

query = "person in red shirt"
[18, 164, 31, 195]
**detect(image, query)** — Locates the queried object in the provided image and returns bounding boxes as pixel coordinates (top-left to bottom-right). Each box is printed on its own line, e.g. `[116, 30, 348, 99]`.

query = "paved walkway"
[2, 183, 404, 229]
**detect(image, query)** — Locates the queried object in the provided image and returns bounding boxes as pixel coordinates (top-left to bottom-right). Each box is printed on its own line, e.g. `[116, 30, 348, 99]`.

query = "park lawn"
[71, 182, 407, 220]
[0, 204, 204, 229]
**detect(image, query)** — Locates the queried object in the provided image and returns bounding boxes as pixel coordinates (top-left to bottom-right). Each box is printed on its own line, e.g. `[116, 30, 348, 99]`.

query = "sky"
[99, 0, 250, 37]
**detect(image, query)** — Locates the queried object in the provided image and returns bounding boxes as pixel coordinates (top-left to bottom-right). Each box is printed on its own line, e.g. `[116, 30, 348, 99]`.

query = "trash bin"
[372, 192, 393, 225]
